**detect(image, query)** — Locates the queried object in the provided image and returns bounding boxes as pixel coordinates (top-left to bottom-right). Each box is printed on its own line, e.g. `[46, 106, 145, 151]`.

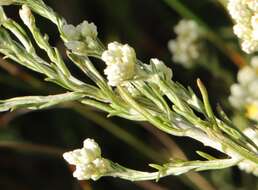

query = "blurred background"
[0, 0, 257, 190]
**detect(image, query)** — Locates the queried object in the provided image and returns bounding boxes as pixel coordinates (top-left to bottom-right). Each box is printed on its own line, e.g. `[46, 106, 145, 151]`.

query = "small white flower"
[227, 0, 258, 53]
[168, 20, 203, 68]
[63, 138, 101, 165]
[83, 138, 101, 158]
[92, 158, 110, 176]
[62, 24, 80, 40]
[237, 66, 257, 85]
[19, 5, 32, 26]
[73, 163, 97, 180]
[230, 84, 246, 98]
[102, 41, 136, 86]
[63, 138, 110, 181]
[250, 56, 258, 68]
[78, 21, 98, 39]
[63, 20, 98, 54]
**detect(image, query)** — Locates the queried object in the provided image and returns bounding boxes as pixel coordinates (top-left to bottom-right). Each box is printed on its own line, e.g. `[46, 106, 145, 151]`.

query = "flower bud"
[63, 138, 110, 180]
[19, 5, 33, 27]
[102, 42, 136, 86]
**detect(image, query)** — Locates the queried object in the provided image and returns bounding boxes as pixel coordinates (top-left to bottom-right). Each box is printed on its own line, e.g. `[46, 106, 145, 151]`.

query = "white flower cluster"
[168, 19, 203, 68]
[63, 138, 110, 180]
[238, 128, 258, 176]
[227, 0, 258, 53]
[229, 56, 258, 120]
[63, 20, 98, 54]
[102, 41, 136, 86]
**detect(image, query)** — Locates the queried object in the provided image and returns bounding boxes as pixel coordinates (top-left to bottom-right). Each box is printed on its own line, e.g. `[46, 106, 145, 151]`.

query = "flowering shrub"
[0, 0, 257, 189]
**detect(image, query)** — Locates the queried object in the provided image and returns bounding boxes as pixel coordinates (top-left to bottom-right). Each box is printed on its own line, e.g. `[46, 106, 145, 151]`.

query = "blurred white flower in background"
[102, 41, 136, 86]
[63, 138, 110, 180]
[229, 56, 258, 121]
[227, 0, 258, 53]
[168, 19, 203, 68]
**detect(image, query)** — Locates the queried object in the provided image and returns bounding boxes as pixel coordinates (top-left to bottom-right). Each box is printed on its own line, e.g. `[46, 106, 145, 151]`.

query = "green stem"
[108, 158, 239, 181]
[71, 103, 164, 162]
[0, 140, 64, 156]
[117, 86, 183, 136]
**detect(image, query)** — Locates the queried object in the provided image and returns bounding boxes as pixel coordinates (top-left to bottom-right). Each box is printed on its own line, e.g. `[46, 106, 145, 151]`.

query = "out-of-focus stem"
[0, 140, 64, 156]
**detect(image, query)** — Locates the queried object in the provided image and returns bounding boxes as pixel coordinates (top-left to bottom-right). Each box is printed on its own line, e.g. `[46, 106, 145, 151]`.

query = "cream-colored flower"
[168, 20, 203, 68]
[79, 21, 98, 40]
[229, 56, 258, 121]
[102, 41, 136, 86]
[63, 20, 98, 54]
[63, 138, 101, 165]
[63, 138, 110, 180]
[227, 0, 258, 53]
[72, 158, 109, 180]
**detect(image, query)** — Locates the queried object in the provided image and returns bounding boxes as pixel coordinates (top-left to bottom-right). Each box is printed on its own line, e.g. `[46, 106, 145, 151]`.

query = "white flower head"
[72, 158, 110, 180]
[250, 56, 258, 68]
[19, 5, 33, 26]
[102, 41, 136, 86]
[229, 56, 258, 120]
[63, 138, 110, 181]
[63, 138, 101, 166]
[83, 138, 101, 157]
[237, 66, 257, 85]
[168, 19, 203, 68]
[73, 163, 97, 180]
[227, 0, 258, 53]
[78, 21, 98, 39]
[63, 20, 98, 53]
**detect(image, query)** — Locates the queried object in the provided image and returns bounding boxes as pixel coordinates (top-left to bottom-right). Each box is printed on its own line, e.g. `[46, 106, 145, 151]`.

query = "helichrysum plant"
[0, 0, 257, 184]
[168, 19, 204, 68]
